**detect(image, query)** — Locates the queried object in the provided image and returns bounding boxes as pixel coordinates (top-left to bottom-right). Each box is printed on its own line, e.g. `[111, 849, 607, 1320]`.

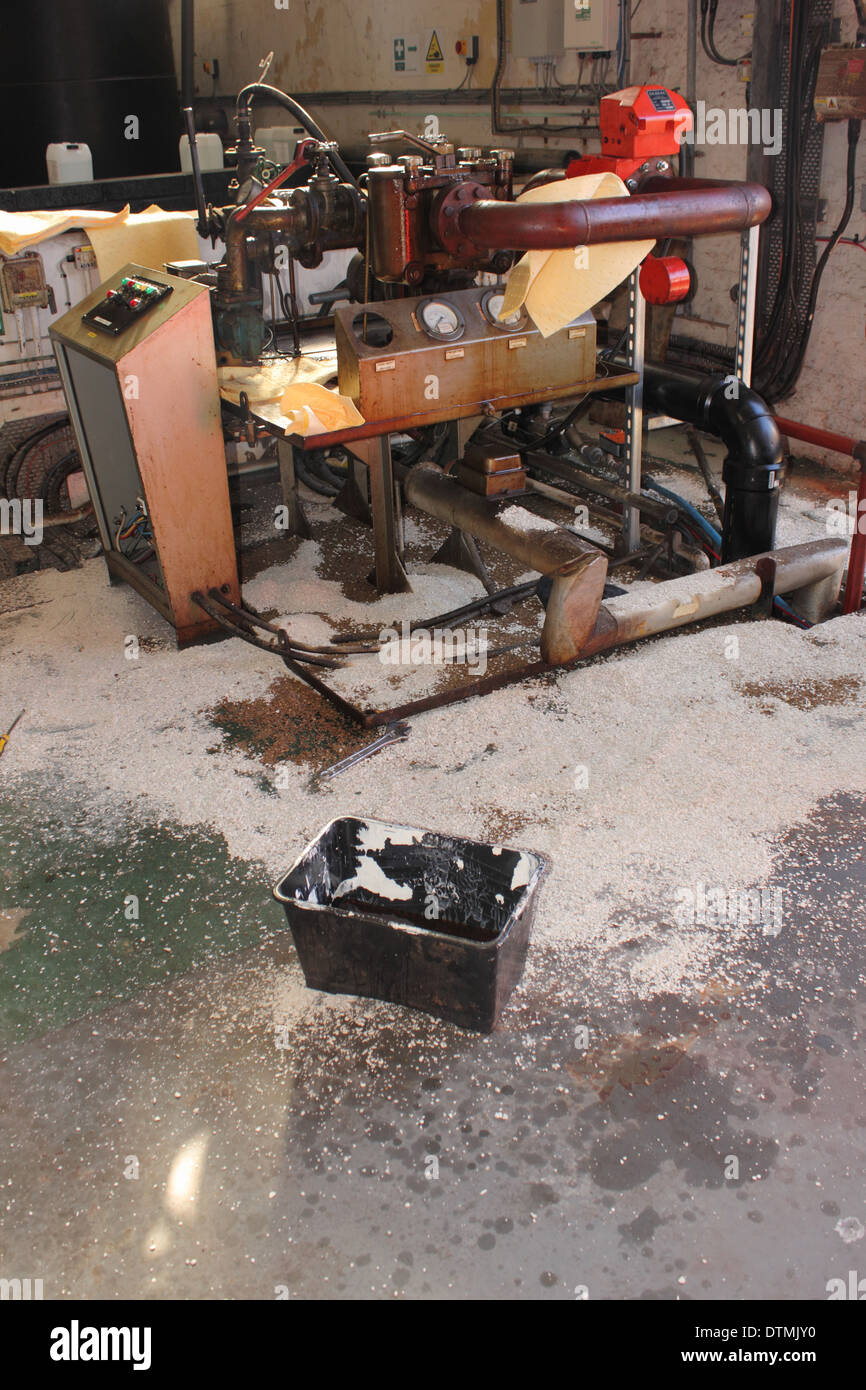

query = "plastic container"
[255, 125, 302, 167]
[273, 816, 548, 1032]
[46, 142, 93, 184]
[179, 132, 224, 174]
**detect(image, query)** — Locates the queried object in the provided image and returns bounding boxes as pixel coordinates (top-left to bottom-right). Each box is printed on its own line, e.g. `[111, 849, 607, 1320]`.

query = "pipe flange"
[436, 180, 488, 259]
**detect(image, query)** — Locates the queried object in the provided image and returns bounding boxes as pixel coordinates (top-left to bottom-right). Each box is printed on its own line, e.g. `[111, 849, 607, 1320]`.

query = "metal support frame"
[333, 452, 373, 524]
[237, 537, 847, 728]
[734, 223, 760, 387]
[276, 438, 312, 539]
[431, 526, 498, 593]
[623, 270, 646, 554]
[350, 435, 412, 594]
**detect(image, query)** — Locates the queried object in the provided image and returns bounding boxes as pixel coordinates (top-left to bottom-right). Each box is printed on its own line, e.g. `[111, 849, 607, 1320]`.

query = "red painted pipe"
[235, 139, 315, 222]
[775, 416, 866, 616]
[846, 466, 866, 616]
[774, 416, 861, 458]
[454, 183, 772, 251]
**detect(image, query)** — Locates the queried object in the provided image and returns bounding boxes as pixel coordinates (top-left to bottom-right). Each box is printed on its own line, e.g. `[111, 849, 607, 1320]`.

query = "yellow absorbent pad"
[278, 382, 364, 435]
[219, 357, 364, 436]
[86, 205, 200, 280]
[0, 206, 129, 257]
[499, 172, 655, 337]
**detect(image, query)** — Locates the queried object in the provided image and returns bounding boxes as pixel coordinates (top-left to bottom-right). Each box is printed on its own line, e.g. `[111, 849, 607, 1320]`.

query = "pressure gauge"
[481, 288, 527, 332]
[416, 297, 465, 342]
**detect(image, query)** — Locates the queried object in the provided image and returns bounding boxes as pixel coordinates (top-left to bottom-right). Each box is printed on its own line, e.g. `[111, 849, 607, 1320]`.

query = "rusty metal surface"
[220, 368, 639, 447]
[404, 463, 604, 576]
[348, 435, 412, 595]
[579, 538, 849, 658]
[334, 290, 597, 424]
[223, 184, 364, 296]
[53, 266, 240, 645]
[526, 450, 678, 527]
[277, 538, 850, 728]
[455, 183, 772, 252]
[404, 462, 608, 664]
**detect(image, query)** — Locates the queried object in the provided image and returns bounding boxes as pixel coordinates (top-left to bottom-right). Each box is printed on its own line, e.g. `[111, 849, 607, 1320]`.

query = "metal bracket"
[623, 270, 646, 555]
[734, 224, 759, 388]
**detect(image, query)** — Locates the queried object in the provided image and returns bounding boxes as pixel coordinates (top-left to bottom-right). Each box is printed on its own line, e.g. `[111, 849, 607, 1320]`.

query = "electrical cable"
[491, 0, 600, 136]
[772, 119, 861, 398]
[644, 477, 812, 625]
[700, 0, 747, 65]
[815, 235, 866, 254]
[752, 4, 828, 401]
[294, 454, 339, 496]
[235, 82, 357, 186]
[643, 477, 722, 547]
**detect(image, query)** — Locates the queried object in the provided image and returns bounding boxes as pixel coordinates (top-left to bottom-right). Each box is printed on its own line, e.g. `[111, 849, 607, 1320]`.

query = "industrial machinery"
[47, 77, 855, 686]
[191, 88, 771, 372]
[50, 263, 239, 643]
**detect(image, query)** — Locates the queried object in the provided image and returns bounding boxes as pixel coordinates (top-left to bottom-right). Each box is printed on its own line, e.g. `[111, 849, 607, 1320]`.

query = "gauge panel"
[480, 288, 528, 333]
[416, 297, 466, 342]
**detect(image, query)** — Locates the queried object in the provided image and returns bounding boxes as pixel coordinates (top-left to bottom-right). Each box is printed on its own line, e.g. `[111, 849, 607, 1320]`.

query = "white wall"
[171, 0, 865, 461]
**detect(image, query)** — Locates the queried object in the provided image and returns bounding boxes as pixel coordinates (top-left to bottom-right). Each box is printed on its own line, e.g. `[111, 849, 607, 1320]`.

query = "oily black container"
[273, 817, 548, 1032]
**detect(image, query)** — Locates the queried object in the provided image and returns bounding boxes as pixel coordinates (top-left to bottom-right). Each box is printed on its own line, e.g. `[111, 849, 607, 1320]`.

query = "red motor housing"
[567, 84, 693, 185]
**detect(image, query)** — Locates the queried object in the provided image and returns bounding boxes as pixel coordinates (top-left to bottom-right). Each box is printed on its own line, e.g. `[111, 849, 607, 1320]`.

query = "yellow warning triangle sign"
[426, 31, 444, 63]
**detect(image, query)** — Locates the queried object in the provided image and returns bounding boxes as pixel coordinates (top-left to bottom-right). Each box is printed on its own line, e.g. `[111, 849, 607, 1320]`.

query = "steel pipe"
[405, 462, 608, 663]
[526, 450, 677, 525]
[454, 182, 771, 252]
[579, 537, 848, 658]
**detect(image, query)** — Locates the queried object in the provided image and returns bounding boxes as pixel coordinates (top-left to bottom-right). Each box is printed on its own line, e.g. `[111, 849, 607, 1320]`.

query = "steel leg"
[277, 438, 312, 539]
[333, 451, 373, 524]
[353, 435, 412, 594]
[623, 271, 646, 554]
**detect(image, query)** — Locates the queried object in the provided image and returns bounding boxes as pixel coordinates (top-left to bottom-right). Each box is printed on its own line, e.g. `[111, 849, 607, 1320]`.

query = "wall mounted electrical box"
[0, 252, 50, 310]
[814, 46, 866, 121]
[50, 262, 240, 645]
[510, 0, 566, 59]
[511, 0, 619, 61]
[563, 0, 619, 53]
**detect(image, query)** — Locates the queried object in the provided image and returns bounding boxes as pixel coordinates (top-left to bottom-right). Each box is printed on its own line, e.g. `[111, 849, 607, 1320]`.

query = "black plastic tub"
[273, 817, 548, 1032]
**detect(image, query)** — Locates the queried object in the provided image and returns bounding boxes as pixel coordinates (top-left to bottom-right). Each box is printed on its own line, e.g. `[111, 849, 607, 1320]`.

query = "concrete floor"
[1, 435, 865, 1300]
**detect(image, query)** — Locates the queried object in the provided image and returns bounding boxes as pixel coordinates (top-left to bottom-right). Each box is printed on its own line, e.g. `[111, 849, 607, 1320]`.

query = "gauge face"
[417, 297, 465, 342]
[481, 289, 527, 331]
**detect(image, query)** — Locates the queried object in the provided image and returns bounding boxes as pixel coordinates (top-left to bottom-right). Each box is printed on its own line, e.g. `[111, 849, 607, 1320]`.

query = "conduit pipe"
[579, 538, 849, 658]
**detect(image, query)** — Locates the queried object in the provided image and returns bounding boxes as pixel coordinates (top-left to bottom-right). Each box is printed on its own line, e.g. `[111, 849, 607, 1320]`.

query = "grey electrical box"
[511, 0, 620, 61]
[563, 0, 619, 53]
[510, 0, 565, 59]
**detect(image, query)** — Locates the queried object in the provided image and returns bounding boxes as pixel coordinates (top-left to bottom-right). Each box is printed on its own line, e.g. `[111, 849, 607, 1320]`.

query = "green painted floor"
[0, 777, 282, 1045]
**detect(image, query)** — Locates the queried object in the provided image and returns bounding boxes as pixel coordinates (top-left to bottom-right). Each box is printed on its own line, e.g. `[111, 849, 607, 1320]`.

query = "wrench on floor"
[309, 721, 411, 790]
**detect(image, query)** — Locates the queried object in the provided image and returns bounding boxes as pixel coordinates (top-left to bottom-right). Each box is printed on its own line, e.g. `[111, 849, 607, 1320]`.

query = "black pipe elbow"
[638, 362, 784, 562]
[641, 362, 784, 472]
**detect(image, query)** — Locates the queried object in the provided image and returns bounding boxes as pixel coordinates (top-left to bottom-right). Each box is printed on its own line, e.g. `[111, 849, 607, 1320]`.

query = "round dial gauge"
[481, 289, 527, 331]
[417, 297, 465, 342]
